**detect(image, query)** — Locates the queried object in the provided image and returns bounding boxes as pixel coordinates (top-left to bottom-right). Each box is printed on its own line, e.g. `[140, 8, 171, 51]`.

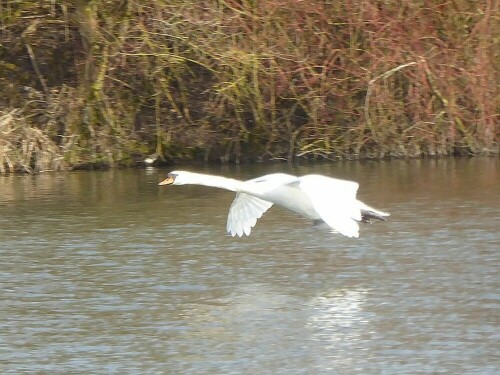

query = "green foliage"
[0, 0, 498, 172]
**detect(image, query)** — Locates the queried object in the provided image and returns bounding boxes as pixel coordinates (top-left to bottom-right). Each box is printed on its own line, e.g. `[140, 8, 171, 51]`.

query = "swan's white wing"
[298, 175, 362, 238]
[226, 193, 273, 237]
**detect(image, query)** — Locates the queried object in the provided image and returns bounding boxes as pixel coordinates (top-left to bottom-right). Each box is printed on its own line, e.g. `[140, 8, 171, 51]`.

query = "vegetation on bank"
[0, 0, 498, 173]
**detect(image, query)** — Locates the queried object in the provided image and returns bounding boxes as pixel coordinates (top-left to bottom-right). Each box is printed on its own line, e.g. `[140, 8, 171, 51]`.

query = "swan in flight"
[159, 171, 389, 238]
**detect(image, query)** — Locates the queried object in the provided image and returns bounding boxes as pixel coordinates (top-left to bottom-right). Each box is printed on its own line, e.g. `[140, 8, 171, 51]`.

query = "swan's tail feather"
[357, 200, 390, 223]
[361, 209, 389, 223]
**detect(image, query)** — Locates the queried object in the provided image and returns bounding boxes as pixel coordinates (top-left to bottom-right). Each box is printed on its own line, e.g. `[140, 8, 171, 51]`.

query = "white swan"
[159, 171, 389, 238]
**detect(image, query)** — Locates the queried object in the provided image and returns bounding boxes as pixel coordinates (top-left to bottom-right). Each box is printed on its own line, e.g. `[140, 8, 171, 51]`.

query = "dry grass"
[0, 109, 66, 173]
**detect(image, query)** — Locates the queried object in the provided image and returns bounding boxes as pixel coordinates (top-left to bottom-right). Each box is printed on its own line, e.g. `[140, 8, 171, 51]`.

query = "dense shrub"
[0, 0, 498, 171]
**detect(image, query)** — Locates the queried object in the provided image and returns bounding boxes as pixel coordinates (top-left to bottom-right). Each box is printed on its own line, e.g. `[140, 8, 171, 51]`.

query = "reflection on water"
[0, 159, 499, 374]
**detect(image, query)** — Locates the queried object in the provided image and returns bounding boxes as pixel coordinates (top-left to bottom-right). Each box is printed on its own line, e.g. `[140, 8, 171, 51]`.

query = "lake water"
[0, 158, 499, 374]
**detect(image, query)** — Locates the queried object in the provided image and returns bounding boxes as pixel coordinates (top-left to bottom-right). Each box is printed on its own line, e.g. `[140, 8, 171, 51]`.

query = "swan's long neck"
[180, 172, 243, 192]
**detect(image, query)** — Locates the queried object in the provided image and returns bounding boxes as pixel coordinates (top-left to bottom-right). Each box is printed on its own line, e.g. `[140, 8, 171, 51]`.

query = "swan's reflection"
[173, 284, 370, 371]
[307, 288, 369, 345]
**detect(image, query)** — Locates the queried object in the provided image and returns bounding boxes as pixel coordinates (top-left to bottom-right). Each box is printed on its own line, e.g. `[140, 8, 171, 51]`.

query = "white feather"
[227, 193, 273, 237]
[297, 175, 361, 238]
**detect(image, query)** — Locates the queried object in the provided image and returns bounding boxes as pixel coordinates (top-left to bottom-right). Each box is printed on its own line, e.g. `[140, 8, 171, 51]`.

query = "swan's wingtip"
[228, 230, 246, 238]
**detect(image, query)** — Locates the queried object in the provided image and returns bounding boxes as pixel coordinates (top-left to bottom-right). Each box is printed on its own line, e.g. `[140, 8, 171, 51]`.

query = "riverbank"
[1, 1, 498, 174]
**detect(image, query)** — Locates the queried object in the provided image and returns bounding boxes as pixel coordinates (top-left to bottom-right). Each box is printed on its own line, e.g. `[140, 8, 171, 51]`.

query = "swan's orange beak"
[159, 176, 175, 186]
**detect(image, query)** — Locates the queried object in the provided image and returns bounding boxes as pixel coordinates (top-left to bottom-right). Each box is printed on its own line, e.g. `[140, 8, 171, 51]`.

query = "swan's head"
[158, 171, 192, 186]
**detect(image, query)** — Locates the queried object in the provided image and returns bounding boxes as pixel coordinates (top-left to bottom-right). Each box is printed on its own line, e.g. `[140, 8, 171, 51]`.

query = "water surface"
[1, 159, 499, 374]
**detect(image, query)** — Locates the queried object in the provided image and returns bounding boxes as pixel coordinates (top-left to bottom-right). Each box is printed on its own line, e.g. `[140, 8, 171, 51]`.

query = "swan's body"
[159, 171, 389, 238]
